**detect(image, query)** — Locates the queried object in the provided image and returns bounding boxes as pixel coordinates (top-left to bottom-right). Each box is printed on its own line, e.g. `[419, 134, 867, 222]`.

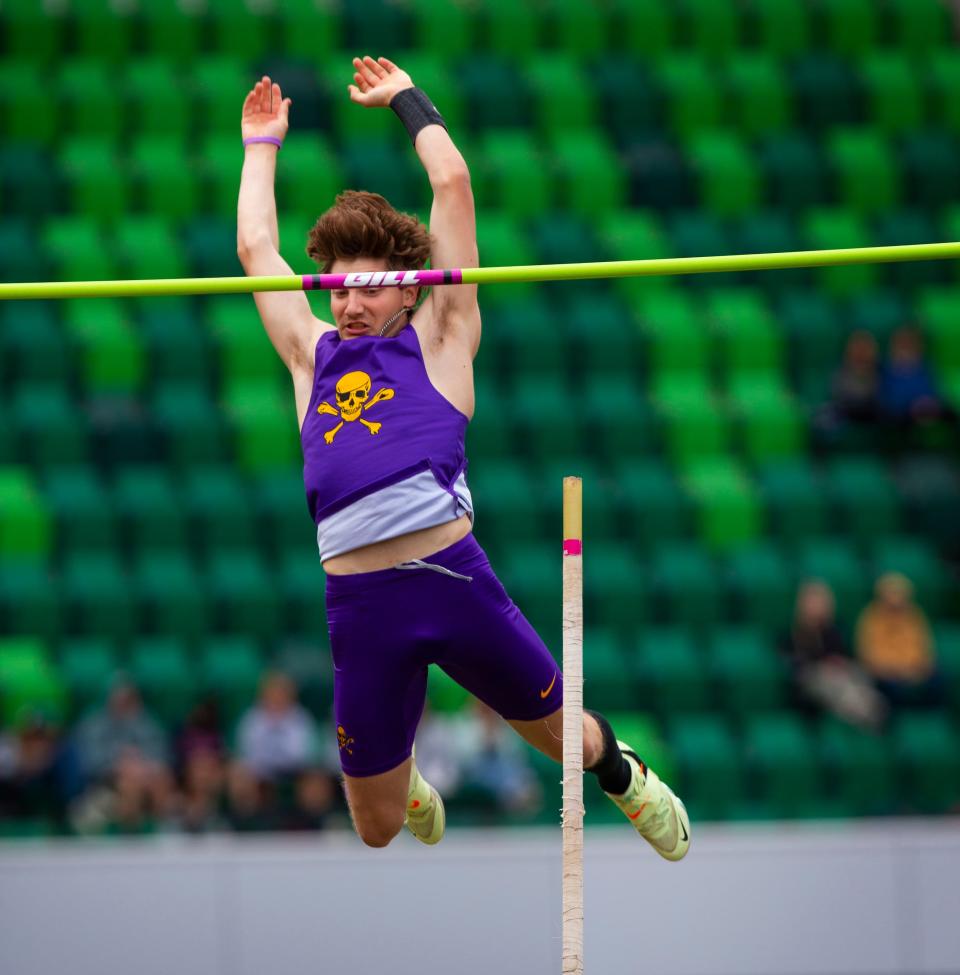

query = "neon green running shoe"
[404, 749, 445, 846]
[604, 740, 690, 861]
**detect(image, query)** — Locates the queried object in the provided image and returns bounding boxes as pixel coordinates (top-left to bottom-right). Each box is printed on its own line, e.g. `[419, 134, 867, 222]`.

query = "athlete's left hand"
[348, 55, 414, 107]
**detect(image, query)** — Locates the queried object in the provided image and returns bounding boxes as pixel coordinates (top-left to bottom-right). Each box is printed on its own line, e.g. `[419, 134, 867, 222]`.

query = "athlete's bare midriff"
[322, 513, 472, 575]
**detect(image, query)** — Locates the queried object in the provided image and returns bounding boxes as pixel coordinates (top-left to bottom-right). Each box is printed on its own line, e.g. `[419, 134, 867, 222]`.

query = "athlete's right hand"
[241, 75, 292, 143]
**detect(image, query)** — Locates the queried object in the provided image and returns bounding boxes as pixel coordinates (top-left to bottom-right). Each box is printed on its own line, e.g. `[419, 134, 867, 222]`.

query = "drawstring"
[396, 559, 473, 582]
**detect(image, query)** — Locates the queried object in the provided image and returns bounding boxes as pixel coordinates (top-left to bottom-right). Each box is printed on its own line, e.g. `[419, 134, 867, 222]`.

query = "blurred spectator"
[779, 581, 888, 732]
[71, 675, 175, 834]
[831, 330, 881, 425]
[0, 708, 81, 826]
[856, 573, 942, 708]
[174, 699, 229, 834]
[879, 326, 952, 426]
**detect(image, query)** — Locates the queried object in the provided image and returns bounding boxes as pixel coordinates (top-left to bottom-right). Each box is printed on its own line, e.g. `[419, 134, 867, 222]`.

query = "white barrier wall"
[1, 820, 959, 975]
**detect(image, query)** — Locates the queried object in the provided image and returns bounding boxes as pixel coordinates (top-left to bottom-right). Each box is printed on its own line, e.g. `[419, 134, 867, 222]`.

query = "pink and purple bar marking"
[563, 539, 583, 556]
[302, 268, 463, 291]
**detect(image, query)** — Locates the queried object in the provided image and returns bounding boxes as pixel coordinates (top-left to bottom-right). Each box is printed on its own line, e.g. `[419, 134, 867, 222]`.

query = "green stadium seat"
[0, 220, 47, 283]
[748, 0, 811, 59]
[918, 287, 960, 374]
[113, 217, 188, 281]
[41, 218, 116, 282]
[796, 538, 868, 623]
[480, 0, 539, 58]
[279, 551, 327, 638]
[58, 639, 118, 719]
[823, 457, 900, 547]
[182, 467, 255, 555]
[544, 0, 608, 58]
[894, 454, 960, 549]
[468, 379, 516, 461]
[406, 1, 469, 59]
[10, 386, 89, 469]
[499, 542, 558, 650]
[873, 210, 943, 291]
[1, 0, 64, 63]
[206, 549, 281, 644]
[550, 132, 625, 220]
[883, 0, 950, 56]
[478, 131, 551, 220]
[139, 0, 203, 61]
[827, 129, 899, 215]
[633, 627, 710, 714]
[512, 379, 584, 465]
[775, 289, 843, 403]
[136, 299, 212, 390]
[530, 215, 602, 286]
[617, 459, 691, 549]
[735, 211, 804, 294]
[112, 466, 187, 557]
[252, 472, 313, 560]
[0, 61, 57, 146]
[130, 136, 199, 221]
[845, 288, 907, 347]
[758, 461, 828, 542]
[0, 563, 61, 645]
[819, 0, 878, 57]
[680, 0, 741, 60]
[61, 553, 136, 646]
[491, 296, 567, 381]
[584, 542, 647, 637]
[527, 57, 596, 137]
[706, 288, 783, 376]
[71, 0, 134, 62]
[759, 131, 826, 211]
[651, 374, 730, 469]
[710, 627, 787, 715]
[222, 380, 300, 474]
[60, 136, 130, 221]
[340, 137, 425, 212]
[42, 467, 114, 557]
[197, 135, 247, 221]
[63, 300, 145, 397]
[198, 637, 264, 724]
[275, 133, 344, 218]
[724, 543, 795, 632]
[582, 628, 635, 712]
[124, 59, 190, 141]
[0, 303, 68, 388]
[468, 462, 544, 551]
[206, 0, 270, 62]
[860, 52, 924, 135]
[683, 458, 763, 552]
[0, 145, 60, 221]
[727, 375, 805, 464]
[129, 638, 195, 725]
[790, 54, 859, 131]
[583, 376, 655, 465]
[0, 639, 65, 727]
[744, 713, 817, 818]
[622, 136, 697, 211]
[58, 59, 123, 143]
[657, 56, 723, 141]
[649, 543, 721, 631]
[184, 217, 240, 278]
[341, 0, 412, 51]
[597, 213, 671, 302]
[893, 714, 960, 814]
[562, 292, 645, 381]
[688, 132, 761, 217]
[817, 717, 894, 816]
[670, 714, 744, 820]
[637, 289, 710, 378]
[666, 212, 735, 289]
[193, 57, 250, 135]
[869, 535, 945, 616]
[152, 384, 228, 468]
[610, 0, 675, 60]
[803, 208, 877, 297]
[132, 551, 207, 643]
[0, 468, 51, 562]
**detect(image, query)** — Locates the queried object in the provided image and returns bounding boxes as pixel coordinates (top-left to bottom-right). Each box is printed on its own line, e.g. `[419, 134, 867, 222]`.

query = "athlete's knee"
[353, 809, 405, 848]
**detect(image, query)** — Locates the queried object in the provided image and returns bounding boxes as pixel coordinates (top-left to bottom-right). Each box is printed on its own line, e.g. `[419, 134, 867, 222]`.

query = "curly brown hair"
[306, 190, 432, 273]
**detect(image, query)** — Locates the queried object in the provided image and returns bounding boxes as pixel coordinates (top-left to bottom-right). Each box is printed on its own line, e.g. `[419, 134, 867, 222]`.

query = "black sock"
[585, 709, 638, 796]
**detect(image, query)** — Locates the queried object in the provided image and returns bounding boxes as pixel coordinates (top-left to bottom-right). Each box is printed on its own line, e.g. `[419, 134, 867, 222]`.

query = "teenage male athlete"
[236, 55, 689, 859]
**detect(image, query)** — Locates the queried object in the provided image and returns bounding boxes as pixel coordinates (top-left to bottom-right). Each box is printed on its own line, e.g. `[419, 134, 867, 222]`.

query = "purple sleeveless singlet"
[302, 325, 564, 777]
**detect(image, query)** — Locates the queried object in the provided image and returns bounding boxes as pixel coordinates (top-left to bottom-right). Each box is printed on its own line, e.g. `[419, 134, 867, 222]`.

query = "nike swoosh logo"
[540, 673, 557, 699]
[628, 803, 647, 821]
[680, 818, 689, 842]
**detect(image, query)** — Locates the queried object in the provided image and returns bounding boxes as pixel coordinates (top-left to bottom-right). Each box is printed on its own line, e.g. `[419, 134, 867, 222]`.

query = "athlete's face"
[329, 256, 419, 339]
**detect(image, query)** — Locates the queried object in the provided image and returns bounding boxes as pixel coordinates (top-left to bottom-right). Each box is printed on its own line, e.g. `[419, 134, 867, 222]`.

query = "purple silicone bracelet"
[243, 136, 282, 149]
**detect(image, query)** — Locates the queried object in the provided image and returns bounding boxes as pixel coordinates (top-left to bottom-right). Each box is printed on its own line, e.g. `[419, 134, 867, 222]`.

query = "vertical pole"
[562, 476, 584, 974]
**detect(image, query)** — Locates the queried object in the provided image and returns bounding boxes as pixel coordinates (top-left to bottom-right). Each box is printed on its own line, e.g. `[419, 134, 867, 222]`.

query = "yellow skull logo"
[337, 724, 355, 756]
[317, 371, 395, 444]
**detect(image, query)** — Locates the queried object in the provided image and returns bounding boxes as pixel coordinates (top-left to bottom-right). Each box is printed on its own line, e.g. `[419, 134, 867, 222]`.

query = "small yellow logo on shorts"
[337, 724, 355, 756]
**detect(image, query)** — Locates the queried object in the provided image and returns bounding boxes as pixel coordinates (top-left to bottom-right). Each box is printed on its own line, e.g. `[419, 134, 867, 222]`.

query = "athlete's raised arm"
[348, 56, 480, 357]
[237, 75, 331, 378]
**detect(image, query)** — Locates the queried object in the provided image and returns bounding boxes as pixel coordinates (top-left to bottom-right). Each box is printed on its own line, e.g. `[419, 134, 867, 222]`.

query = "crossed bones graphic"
[317, 370, 395, 444]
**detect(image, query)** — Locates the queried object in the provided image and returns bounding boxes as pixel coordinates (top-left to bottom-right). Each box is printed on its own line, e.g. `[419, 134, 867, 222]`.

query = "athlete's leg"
[507, 706, 604, 768]
[342, 757, 411, 848]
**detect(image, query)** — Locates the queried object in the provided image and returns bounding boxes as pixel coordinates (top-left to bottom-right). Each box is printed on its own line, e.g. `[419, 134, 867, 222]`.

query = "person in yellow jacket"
[856, 573, 942, 707]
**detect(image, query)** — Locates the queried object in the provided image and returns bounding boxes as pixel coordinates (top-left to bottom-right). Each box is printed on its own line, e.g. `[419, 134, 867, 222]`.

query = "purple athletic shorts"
[325, 533, 563, 777]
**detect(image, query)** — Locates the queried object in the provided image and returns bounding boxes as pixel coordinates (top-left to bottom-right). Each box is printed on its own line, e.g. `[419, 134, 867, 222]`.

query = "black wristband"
[390, 87, 447, 144]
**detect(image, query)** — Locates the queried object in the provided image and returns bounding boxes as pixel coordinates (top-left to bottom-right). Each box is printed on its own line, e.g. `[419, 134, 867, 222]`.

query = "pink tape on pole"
[563, 539, 582, 556]
[302, 269, 462, 291]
